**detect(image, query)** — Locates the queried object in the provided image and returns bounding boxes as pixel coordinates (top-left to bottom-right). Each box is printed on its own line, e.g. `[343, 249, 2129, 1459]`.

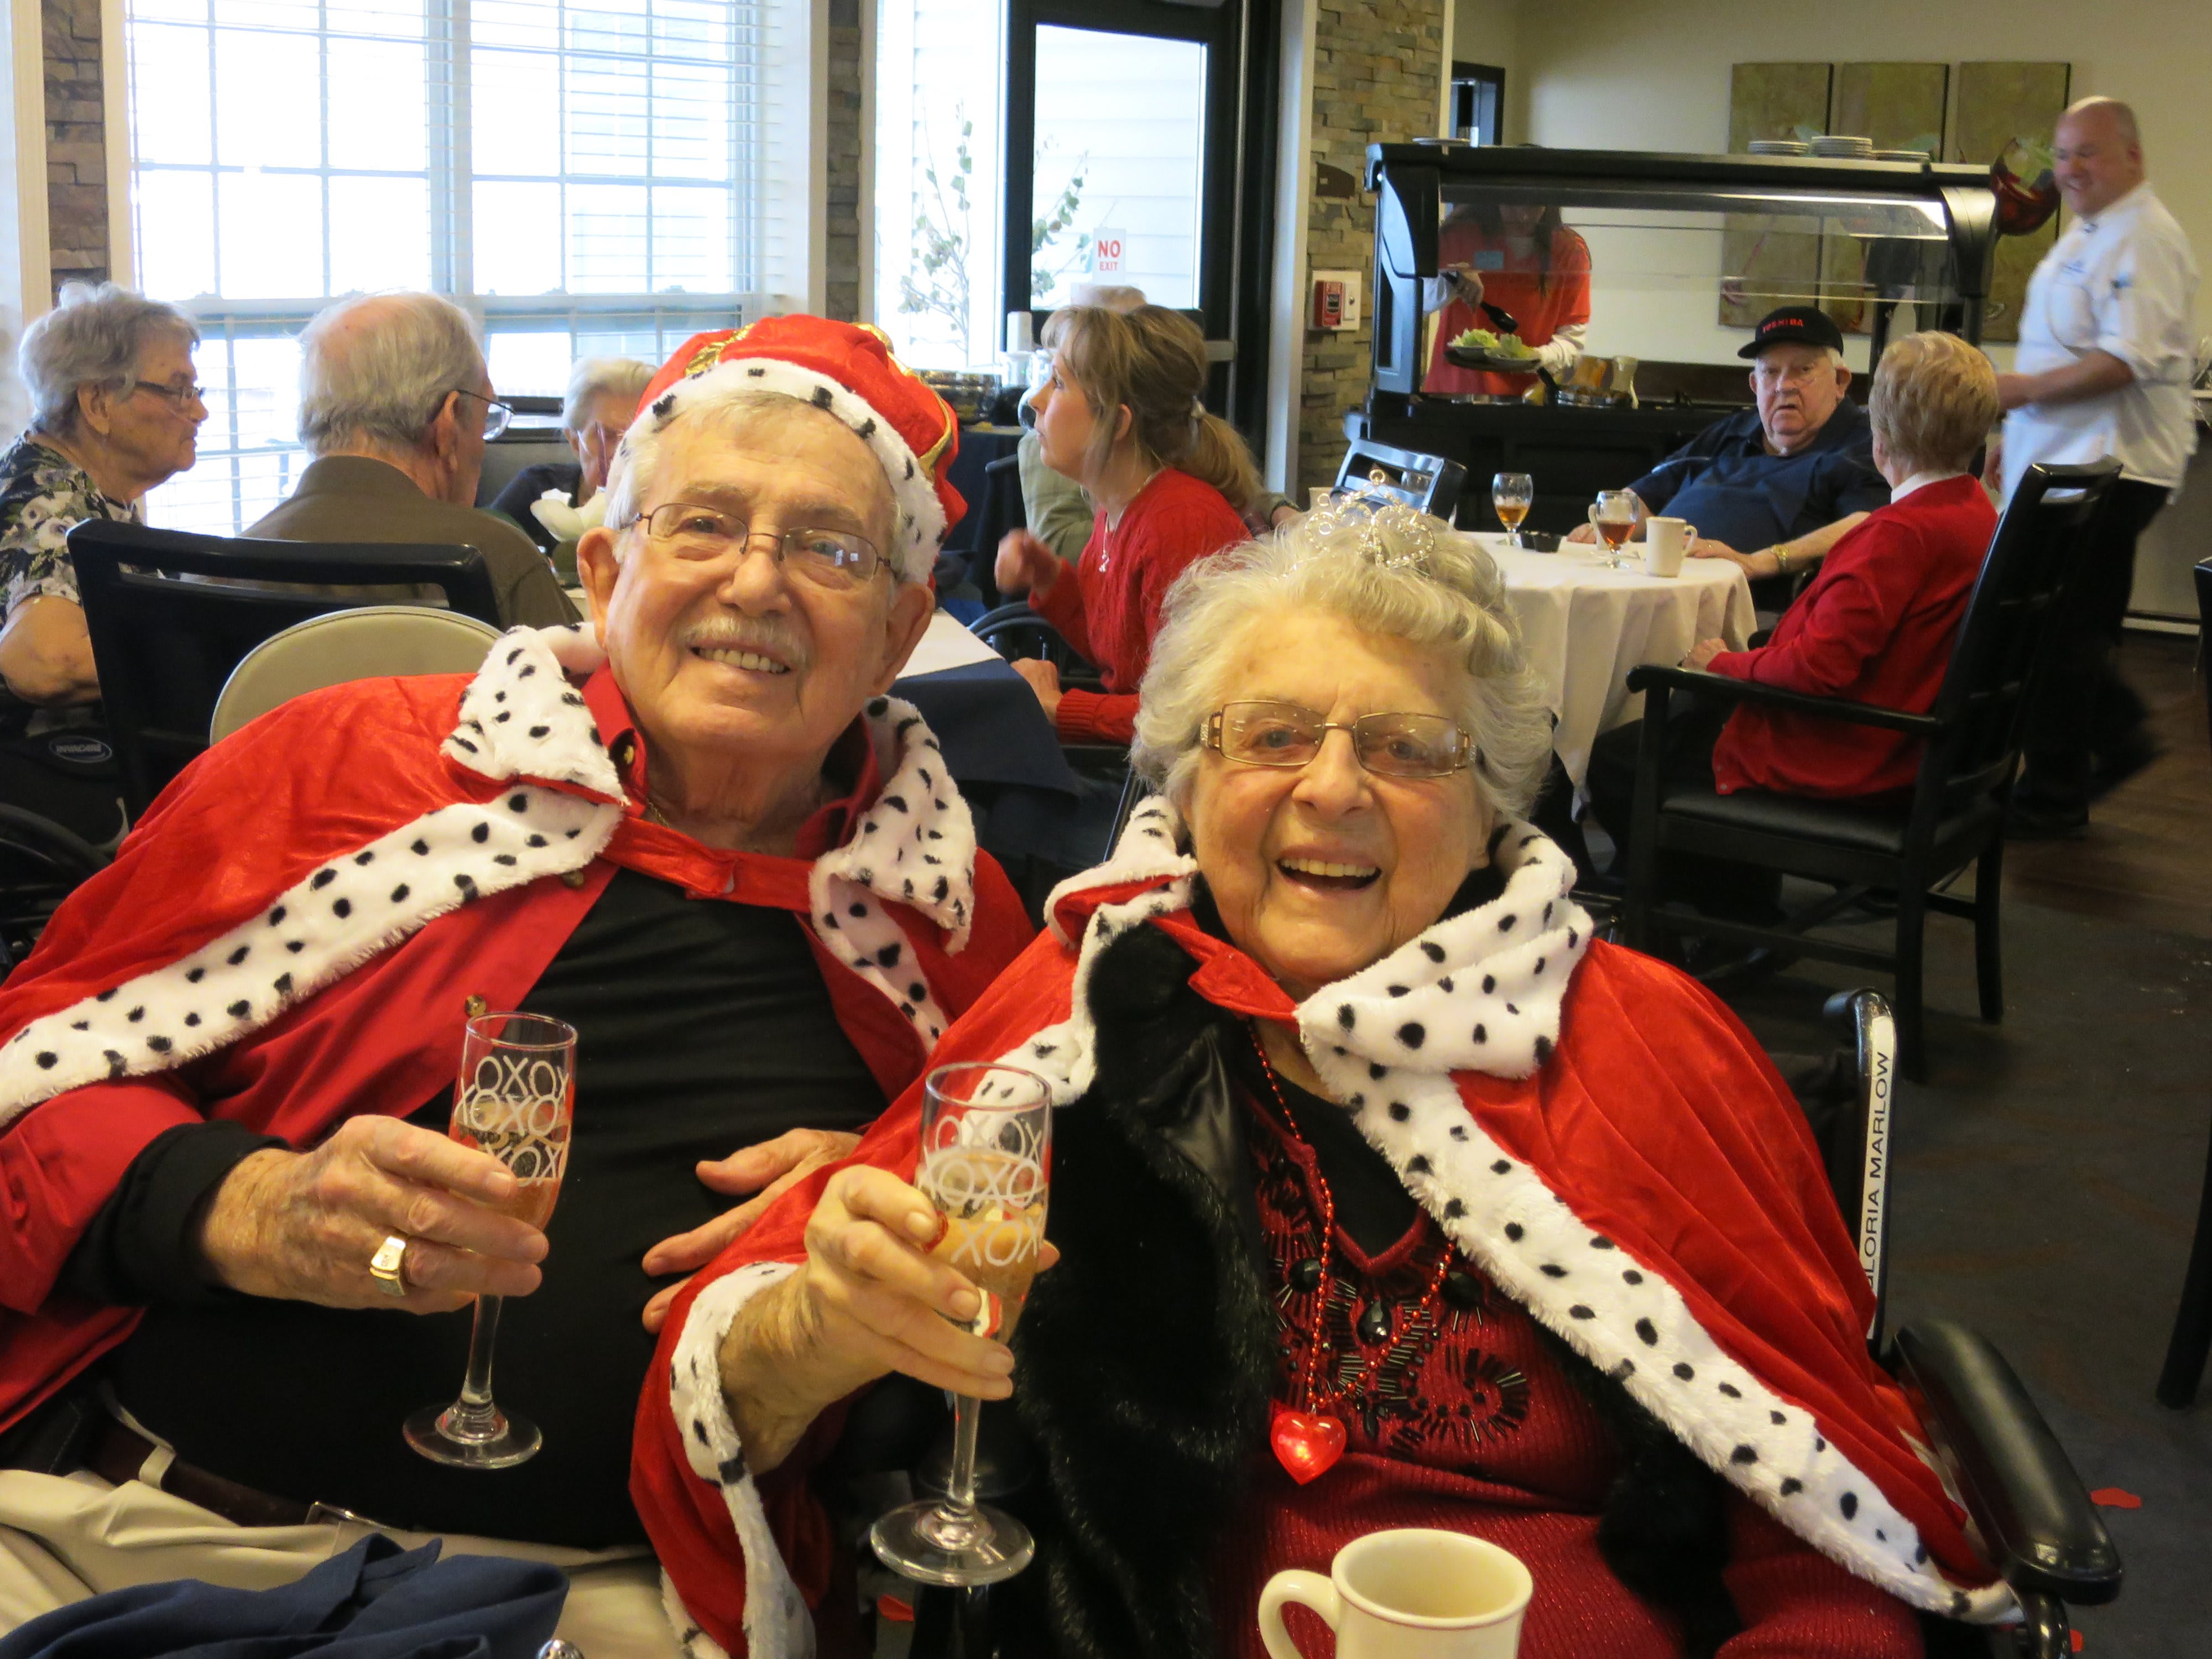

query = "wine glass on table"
[1491, 472, 1533, 547]
[1588, 489, 1638, 569]
[872, 1063, 1052, 1587]
[404, 1011, 576, 1469]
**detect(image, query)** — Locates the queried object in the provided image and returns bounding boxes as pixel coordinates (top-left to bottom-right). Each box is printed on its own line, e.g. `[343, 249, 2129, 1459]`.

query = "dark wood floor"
[2004, 631, 2212, 940]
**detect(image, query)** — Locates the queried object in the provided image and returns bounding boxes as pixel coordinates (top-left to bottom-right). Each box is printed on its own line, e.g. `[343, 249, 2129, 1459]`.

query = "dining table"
[1472, 534, 1756, 789]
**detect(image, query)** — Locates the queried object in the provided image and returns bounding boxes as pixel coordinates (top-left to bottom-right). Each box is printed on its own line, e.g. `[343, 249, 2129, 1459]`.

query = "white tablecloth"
[1474, 534, 1757, 787]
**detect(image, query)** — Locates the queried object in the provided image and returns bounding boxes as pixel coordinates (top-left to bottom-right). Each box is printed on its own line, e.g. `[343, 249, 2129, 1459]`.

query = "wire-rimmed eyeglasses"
[1204, 700, 1475, 779]
[623, 502, 887, 587]
[450, 388, 513, 439]
[132, 379, 206, 410]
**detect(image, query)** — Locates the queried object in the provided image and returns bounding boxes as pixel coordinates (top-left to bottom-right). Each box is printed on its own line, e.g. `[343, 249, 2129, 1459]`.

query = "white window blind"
[124, 0, 768, 534]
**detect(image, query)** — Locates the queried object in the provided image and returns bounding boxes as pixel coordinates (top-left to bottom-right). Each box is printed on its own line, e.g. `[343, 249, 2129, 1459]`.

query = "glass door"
[1003, 0, 1247, 399]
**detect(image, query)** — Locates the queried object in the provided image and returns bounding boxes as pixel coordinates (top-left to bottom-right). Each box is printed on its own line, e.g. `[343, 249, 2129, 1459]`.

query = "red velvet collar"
[581, 665, 883, 907]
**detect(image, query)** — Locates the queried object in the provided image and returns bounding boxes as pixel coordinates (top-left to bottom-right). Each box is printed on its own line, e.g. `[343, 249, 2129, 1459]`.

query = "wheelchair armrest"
[972, 600, 1041, 635]
[1891, 1319, 2123, 1605]
[1624, 665, 1942, 736]
[1061, 742, 1129, 772]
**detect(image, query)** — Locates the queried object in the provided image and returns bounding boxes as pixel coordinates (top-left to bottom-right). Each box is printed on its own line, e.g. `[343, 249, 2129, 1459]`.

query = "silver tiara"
[1303, 472, 1438, 572]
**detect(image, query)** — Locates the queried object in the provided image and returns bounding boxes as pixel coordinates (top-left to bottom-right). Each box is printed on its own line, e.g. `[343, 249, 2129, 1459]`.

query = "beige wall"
[1450, 0, 1518, 135]
[1509, 0, 2212, 346]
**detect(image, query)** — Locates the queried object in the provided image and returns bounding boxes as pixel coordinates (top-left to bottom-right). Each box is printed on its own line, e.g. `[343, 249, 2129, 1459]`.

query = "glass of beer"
[404, 1011, 576, 1469]
[871, 1063, 1052, 1587]
[1491, 473, 1533, 547]
[1589, 490, 1638, 568]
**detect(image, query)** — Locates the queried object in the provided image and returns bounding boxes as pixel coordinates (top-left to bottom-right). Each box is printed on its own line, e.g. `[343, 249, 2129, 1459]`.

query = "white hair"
[296, 292, 485, 455]
[1754, 343, 1848, 373]
[1131, 511, 1554, 822]
[598, 387, 907, 580]
[563, 356, 653, 433]
[20, 282, 198, 436]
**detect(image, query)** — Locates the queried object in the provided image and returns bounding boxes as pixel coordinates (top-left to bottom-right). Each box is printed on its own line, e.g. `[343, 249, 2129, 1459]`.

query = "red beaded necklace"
[1249, 1028, 1455, 1484]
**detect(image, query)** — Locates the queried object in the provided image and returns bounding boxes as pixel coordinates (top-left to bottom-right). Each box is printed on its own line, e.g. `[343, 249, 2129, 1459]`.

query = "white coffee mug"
[1644, 516, 1692, 577]
[1259, 1528, 1533, 1659]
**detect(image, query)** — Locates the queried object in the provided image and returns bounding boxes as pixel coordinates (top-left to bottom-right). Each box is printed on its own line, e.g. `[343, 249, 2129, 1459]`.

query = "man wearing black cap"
[1572, 306, 1890, 604]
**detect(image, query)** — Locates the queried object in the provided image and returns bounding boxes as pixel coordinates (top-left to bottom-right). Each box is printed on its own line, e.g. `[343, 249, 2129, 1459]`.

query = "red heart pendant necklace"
[1250, 1031, 1454, 1486]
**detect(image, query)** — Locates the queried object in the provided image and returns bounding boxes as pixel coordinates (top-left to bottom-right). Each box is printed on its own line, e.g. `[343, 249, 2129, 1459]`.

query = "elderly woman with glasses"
[489, 356, 655, 566]
[0, 281, 206, 709]
[633, 507, 2017, 1657]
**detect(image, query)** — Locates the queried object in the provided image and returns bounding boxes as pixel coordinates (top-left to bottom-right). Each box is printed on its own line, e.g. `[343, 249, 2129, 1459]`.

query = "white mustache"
[679, 618, 810, 671]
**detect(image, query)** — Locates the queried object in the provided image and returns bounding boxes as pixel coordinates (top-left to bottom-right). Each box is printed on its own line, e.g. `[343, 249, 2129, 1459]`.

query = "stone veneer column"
[1296, 0, 1444, 497]
[43, 0, 109, 299]
[823, 0, 863, 323]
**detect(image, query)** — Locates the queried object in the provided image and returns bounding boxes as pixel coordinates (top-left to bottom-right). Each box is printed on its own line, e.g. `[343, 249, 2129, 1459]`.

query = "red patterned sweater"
[1217, 1087, 1923, 1658]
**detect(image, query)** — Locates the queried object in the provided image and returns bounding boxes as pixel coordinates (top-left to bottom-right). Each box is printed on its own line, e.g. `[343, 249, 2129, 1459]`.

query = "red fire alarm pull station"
[1308, 270, 1359, 332]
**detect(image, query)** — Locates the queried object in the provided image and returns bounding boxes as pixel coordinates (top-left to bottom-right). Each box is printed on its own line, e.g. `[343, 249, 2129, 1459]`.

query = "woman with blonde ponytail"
[994, 304, 1258, 744]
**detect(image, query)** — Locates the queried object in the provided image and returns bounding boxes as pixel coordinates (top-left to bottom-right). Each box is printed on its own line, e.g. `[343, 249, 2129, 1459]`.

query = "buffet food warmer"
[1353, 143, 2002, 534]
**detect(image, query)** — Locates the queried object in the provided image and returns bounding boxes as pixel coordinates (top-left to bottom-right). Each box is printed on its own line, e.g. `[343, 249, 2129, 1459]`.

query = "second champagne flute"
[403, 1011, 576, 1470]
[871, 1063, 1052, 1587]
[1491, 472, 1533, 547]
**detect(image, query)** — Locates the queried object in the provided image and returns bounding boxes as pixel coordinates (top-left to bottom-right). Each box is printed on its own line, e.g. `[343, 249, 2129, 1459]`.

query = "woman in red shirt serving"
[1423, 201, 1592, 398]
[994, 304, 1259, 744]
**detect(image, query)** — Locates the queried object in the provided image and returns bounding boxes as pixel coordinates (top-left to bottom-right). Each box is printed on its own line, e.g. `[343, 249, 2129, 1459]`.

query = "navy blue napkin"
[0, 1533, 566, 1659]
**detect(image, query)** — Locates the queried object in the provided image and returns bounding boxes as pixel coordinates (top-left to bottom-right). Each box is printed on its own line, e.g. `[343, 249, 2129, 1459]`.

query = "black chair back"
[964, 452, 1027, 608]
[1909, 460, 2120, 826]
[1332, 438, 1467, 523]
[69, 520, 504, 816]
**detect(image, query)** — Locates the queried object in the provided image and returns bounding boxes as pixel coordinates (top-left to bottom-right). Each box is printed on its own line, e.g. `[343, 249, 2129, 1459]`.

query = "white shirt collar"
[1890, 469, 1965, 503]
[2078, 181, 2150, 232]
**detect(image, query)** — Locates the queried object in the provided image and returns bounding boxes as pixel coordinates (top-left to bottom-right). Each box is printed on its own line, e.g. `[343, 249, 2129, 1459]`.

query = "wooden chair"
[1620, 460, 2120, 1077]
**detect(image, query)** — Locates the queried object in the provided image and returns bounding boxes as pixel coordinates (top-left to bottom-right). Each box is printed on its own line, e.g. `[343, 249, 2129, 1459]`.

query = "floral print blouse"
[0, 434, 139, 619]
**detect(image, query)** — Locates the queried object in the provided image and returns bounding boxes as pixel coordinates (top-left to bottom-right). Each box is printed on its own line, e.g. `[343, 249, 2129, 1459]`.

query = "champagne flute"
[404, 1011, 576, 1469]
[871, 1063, 1052, 1587]
[1491, 472, 1533, 547]
[1589, 489, 1638, 569]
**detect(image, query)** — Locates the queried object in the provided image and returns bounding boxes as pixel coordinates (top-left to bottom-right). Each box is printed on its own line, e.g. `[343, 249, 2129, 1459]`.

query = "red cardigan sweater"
[1030, 466, 1249, 744]
[1709, 474, 1996, 799]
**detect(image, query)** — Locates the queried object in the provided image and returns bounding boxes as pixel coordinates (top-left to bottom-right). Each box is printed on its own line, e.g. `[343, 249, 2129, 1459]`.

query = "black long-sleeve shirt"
[68, 866, 888, 1547]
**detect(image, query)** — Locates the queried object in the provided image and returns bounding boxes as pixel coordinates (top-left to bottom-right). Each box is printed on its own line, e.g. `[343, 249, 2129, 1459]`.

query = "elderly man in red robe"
[0, 318, 1032, 1655]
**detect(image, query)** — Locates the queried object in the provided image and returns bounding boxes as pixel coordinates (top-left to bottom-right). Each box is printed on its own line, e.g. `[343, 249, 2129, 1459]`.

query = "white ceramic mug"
[1644, 516, 1692, 577]
[1258, 1528, 1533, 1659]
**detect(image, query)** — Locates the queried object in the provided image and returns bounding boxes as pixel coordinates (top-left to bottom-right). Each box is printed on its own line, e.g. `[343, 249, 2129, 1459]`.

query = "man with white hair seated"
[0, 317, 1033, 1655]
[1568, 306, 1891, 602]
[247, 292, 577, 628]
[489, 356, 655, 564]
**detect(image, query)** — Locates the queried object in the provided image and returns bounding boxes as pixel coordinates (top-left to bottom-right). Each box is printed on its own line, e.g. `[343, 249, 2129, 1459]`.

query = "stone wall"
[823, 0, 863, 322]
[44, 0, 110, 299]
[1297, 0, 1445, 495]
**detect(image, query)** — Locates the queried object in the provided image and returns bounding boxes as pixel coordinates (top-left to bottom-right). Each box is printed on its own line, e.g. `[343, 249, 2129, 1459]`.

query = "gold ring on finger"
[368, 1234, 413, 1298]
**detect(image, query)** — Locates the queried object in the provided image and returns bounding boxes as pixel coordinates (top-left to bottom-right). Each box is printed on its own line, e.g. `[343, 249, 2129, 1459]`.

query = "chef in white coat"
[1993, 96, 2199, 837]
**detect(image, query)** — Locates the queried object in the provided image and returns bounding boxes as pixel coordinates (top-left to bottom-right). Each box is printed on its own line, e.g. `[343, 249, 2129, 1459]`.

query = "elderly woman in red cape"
[633, 507, 2013, 1657]
[0, 318, 1031, 1654]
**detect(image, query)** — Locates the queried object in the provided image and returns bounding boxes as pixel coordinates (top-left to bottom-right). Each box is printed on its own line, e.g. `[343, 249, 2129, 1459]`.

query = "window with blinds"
[123, 0, 764, 534]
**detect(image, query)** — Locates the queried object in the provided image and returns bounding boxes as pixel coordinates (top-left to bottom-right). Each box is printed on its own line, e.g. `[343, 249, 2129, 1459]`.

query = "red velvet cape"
[0, 627, 1031, 1439]
[633, 816, 2004, 1656]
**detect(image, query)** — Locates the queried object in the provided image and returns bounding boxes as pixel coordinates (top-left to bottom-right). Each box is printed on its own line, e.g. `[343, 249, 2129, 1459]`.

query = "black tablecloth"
[893, 654, 1089, 885]
[891, 658, 1079, 796]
